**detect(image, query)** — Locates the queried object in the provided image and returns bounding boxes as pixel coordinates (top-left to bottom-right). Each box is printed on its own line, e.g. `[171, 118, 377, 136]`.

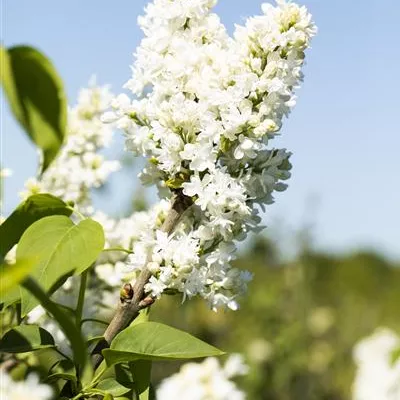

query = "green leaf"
[114, 364, 134, 387]
[129, 309, 152, 400]
[129, 360, 152, 400]
[0, 259, 34, 303]
[0, 194, 72, 260]
[103, 322, 225, 366]
[0, 325, 55, 353]
[150, 384, 156, 400]
[17, 215, 104, 315]
[22, 278, 89, 372]
[45, 372, 77, 384]
[87, 335, 105, 347]
[97, 378, 131, 397]
[130, 308, 150, 327]
[0, 45, 67, 171]
[49, 358, 75, 375]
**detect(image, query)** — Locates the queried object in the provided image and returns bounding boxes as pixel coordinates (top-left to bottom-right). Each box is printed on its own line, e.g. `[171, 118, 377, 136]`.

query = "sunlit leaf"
[0, 194, 72, 261]
[103, 322, 224, 366]
[0, 45, 67, 171]
[17, 215, 104, 315]
[0, 259, 34, 303]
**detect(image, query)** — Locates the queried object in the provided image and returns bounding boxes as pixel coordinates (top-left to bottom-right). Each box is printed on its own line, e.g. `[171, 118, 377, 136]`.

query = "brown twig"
[92, 191, 192, 369]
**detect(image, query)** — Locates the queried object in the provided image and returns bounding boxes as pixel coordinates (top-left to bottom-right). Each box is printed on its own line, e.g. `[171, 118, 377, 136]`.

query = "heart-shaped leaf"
[0, 45, 67, 171]
[0, 325, 55, 353]
[17, 215, 104, 315]
[103, 322, 224, 366]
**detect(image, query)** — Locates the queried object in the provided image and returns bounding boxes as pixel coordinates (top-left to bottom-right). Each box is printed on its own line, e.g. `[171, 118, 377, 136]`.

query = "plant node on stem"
[91, 190, 192, 368]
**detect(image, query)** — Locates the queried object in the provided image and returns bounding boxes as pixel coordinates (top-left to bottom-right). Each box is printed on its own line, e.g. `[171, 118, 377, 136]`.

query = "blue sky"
[2, 0, 399, 259]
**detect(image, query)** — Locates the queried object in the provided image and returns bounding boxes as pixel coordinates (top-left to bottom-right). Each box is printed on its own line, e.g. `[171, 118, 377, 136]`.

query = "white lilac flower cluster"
[20, 79, 120, 212]
[157, 354, 248, 400]
[104, 0, 316, 310]
[0, 370, 53, 400]
[352, 328, 400, 400]
[93, 200, 171, 286]
[18, 80, 167, 345]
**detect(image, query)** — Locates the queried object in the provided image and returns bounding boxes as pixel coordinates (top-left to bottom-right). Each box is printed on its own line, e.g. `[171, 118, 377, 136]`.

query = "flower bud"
[178, 264, 193, 274]
[120, 283, 134, 301]
[148, 261, 160, 274]
[139, 296, 155, 309]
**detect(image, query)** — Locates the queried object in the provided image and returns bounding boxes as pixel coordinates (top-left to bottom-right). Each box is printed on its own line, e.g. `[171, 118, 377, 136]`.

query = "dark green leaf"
[17, 215, 104, 315]
[149, 384, 156, 400]
[0, 45, 67, 171]
[129, 360, 152, 400]
[46, 372, 77, 384]
[128, 308, 152, 399]
[49, 358, 75, 375]
[97, 378, 131, 397]
[0, 194, 72, 260]
[0, 325, 55, 353]
[103, 322, 224, 366]
[87, 335, 105, 347]
[114, 363, 134, 387]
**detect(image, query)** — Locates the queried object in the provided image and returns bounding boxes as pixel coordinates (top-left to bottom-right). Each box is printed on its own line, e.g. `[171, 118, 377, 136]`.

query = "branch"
[92, 191, 192, 368]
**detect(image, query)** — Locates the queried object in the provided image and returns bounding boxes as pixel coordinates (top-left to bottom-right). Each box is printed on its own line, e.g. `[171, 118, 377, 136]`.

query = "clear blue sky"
[2, 0, 399, 259]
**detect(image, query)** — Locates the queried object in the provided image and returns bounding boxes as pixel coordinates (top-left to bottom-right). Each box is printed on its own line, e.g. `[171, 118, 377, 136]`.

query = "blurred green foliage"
[2, 226, 399, 399]
[151, 236, 400, 400]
